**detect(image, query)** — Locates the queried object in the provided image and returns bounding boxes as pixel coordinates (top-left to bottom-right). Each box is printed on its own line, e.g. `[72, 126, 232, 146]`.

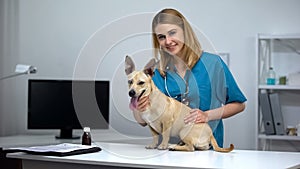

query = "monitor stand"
[55, 128, 80, 139]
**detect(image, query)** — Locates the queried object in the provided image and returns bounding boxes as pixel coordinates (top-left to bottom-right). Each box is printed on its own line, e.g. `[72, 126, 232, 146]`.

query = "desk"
[6, 142, 300, 169]
[0, 130, 151, 169]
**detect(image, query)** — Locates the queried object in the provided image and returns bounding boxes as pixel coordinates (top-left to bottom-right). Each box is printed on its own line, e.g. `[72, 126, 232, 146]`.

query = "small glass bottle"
[82, 127, 92, 145]
[266, 67, 276, 85]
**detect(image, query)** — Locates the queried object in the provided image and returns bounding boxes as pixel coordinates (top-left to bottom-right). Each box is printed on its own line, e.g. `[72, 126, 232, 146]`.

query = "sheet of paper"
[7, 143, 97, 153]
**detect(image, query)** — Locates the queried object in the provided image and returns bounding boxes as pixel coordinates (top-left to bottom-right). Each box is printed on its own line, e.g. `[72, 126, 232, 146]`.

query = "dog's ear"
[143, 58, 156, 77]
[125, 55, 135, 75]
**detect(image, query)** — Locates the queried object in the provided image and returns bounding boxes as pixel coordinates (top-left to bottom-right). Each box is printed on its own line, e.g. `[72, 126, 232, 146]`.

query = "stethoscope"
[164, 67, 190, 106]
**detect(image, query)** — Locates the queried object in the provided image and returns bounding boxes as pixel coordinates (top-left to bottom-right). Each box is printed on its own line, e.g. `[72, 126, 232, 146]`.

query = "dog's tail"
[210, 134, 234, 153]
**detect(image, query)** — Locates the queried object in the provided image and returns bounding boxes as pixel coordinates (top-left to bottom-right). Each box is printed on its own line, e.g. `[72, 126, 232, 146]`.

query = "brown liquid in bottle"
[82, 127, 91, 145]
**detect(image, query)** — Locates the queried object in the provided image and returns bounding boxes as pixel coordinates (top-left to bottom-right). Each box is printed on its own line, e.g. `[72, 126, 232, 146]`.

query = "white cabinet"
[255, 34, 300, 151]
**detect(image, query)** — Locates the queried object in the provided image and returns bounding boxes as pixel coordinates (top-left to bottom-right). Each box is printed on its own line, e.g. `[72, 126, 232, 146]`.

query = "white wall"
[1, 0, 300, 150]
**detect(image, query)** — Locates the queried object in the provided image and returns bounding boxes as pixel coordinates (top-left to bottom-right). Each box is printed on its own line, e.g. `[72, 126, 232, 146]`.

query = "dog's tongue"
[129, 97, 138, 111]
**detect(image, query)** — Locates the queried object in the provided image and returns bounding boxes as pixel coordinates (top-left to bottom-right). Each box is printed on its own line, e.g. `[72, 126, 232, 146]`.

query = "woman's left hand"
[184, 109, 209, 124]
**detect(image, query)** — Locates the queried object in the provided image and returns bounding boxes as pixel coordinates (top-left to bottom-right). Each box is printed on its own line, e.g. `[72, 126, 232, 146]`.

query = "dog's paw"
[169, 147, 176, 151]
[168, 144, 177, 151]
[157, 144, 168, 150]
[145, 144, 157, 149]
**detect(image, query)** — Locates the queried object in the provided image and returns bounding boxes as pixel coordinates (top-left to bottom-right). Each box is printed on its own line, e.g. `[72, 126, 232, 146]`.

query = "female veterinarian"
[132, 8, 247, 148]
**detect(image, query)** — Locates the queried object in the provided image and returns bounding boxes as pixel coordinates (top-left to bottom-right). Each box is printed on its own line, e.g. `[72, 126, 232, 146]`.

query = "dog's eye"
[128, 80, 133, 85]
[138, 81, 145, 85]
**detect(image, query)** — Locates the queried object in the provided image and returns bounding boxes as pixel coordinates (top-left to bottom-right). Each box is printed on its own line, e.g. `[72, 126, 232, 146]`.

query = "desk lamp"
[0, 64, 37, 80]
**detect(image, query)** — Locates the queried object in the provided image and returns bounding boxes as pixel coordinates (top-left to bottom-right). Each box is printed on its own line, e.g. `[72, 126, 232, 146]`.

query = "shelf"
[259, 85, 300, 90]
[256, 33, 300, 151]
[258, 134, 300, 141]
[258, 34, 300, 40]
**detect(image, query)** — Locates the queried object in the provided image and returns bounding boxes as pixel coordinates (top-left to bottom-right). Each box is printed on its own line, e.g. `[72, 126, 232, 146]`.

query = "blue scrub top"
[152, 52, 247, 147]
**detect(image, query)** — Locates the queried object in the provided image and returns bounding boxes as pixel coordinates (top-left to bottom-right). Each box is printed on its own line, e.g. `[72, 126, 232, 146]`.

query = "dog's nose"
[129, 90, 136, 97]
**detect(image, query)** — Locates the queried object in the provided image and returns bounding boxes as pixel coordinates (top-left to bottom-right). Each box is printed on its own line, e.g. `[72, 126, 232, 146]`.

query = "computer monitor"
[27, 79, 109, 139]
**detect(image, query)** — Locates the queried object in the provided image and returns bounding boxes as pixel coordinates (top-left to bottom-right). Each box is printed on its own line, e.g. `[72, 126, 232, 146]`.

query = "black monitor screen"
[28, 79, 109, 139]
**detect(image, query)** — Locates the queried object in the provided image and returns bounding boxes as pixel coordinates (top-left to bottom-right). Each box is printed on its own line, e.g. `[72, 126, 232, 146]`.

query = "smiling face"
[154, 24, 185, 58]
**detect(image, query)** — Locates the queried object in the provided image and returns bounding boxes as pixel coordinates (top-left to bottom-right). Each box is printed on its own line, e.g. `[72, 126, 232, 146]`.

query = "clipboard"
[3, 143, 101, 157]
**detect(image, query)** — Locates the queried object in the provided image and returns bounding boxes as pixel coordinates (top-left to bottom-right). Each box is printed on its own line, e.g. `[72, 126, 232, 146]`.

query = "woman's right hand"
[136, 96, 150, 112]
[131, 96, 149, 126]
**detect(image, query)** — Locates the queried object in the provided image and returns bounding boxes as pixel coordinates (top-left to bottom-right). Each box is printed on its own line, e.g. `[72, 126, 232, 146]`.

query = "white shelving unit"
[259, 85, 300, 90]
[255, 34, 300, 151]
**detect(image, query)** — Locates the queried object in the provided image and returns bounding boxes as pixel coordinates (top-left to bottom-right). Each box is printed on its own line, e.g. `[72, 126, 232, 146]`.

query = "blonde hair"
[152, 8, 202, 76]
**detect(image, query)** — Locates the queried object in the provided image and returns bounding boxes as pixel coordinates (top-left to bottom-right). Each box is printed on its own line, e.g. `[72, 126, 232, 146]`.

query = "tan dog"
[125, 55, 234, 152]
